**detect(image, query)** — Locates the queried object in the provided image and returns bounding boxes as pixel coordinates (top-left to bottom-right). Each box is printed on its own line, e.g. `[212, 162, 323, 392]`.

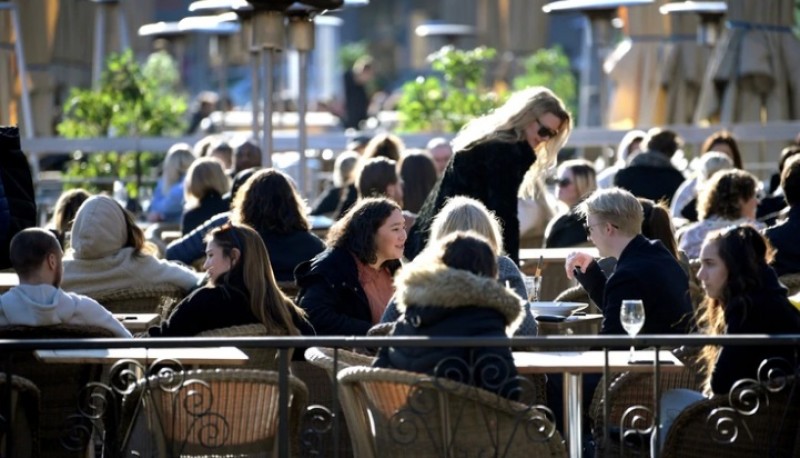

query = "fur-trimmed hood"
[395, 262, 525, 332]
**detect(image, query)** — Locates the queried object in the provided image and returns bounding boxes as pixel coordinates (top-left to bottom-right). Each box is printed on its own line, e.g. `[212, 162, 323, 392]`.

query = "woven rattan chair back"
[661, 376, 800, 457]
[0, 324, 115, 458]
[128, 368, 307, 457]
[337, 366, 567, 458]
[196, 323, 284, 370]
[93, 283, 187, 315]
[0, 373, 40, 458]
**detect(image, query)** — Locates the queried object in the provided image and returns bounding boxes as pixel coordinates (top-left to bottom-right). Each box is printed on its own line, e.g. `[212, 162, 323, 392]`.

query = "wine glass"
[523, 276, 542, 303]
[620, 300, 645, 362]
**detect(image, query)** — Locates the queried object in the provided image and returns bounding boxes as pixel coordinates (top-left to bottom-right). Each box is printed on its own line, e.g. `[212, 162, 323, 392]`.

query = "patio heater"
[90, 0, 131, 88]
[189, 1, 261, 144]
[415, 22, 476, 51]
[177, 16, 241, 131]
[659, 1, 727, 46]
[0, 2, 33, 138]
[542, 0, 653, 128]
[283, 1, 343, 197]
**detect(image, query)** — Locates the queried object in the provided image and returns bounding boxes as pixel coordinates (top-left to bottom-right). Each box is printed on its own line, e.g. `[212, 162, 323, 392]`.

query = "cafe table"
[513, 350, 683, 458]
[113, 313, 160, 333]
[35, 346, 249, 366]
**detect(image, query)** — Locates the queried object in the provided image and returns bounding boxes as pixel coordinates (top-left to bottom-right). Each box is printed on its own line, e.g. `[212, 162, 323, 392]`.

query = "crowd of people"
[0, 84, 799, 453]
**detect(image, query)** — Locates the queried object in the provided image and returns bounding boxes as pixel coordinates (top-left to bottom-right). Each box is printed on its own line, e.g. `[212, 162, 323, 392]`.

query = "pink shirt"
[355, 256, 395, 324]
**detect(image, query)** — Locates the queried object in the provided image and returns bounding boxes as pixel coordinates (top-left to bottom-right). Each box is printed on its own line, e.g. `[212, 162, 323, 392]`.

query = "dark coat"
[614, 152, 685, 205]
[711, 265, 800, 394]
[310, 185, 344, 216]
[0, 127, 36, 270]
[544, 208, 587, 248]
[181, 192, 229, 235]
[764, 206, 800, 277]
[406, 140, 536, 264]
[148, 277, 257, 337]
[294, 246, 401, 335]
[575, 235, 693, 335]
[166, 212, 229, 265]
[259, 229, 326, 282]
[373, 262, 524, 399]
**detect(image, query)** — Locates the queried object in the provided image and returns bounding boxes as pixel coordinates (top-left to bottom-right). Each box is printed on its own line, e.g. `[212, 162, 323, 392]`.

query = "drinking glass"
[523, 276, 542, 302]
[620, 299, 645, 362]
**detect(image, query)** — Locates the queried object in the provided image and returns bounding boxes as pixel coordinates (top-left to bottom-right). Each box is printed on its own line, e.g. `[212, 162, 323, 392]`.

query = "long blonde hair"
[429, 196, 504, 255]
[451, 86, 572, 196]
[161, 143, 195, 195]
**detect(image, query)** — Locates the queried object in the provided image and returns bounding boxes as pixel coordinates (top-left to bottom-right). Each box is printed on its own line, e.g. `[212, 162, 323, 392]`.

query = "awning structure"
[604, 0, 669, 129]
[694, 0, 800, 126]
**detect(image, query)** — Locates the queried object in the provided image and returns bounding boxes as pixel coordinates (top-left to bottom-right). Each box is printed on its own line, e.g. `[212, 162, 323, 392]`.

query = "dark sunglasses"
[555, 178, 572, 187]
[537, 119, 558, 139]
[583, 222, 619, 236]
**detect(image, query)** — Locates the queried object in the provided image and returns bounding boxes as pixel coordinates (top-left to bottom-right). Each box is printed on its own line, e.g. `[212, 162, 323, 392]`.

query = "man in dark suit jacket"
[614, 128, 686, 206]
[765, 155, 800, 277]
[566, 187, 694, 335]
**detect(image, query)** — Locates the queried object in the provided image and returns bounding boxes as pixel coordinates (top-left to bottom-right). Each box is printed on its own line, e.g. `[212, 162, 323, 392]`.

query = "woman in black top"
[149, 224, 309, 337]
[181, 158, 230, 234]
[406, 86, 572, 264]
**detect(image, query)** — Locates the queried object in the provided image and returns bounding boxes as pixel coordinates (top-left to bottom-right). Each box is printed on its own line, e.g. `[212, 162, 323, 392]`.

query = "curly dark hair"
[702, 130, 743, 169]
[698, 169, 757, 221]
[232, 168, 310, 234]
[326, 197, 401, 266]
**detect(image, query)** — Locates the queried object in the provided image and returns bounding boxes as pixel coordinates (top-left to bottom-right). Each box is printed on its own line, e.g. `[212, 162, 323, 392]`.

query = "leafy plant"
[397, 46, 503, 133]
[512, 46, 578, 121]
[57, 51, 188, 196]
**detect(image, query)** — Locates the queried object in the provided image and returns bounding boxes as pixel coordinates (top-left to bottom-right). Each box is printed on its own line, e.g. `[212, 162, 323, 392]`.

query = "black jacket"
[764, 206, 800, 277]
[406, 140, 536, 264]
[0, 127, 36, 270]
[711, 265, 800, 394]
[575, 235, 693, 335]
[614, 152, 685, 205]
[294, 246, 401, 335]
[259, 229, 326, 282]
[373, 262, 524, 399]
[148, 277, 257, 337]
[544, 208, 587, 248]
[181, 192, 229, 235]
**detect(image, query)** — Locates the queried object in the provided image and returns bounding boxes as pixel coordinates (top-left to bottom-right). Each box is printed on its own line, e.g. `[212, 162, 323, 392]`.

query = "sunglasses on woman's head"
[536, 119, 558, 139]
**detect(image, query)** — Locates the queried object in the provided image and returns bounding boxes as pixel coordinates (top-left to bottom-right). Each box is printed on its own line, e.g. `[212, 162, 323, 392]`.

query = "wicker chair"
[779, 273, 800, 296]
[588, 347, 704, 457]
[125, 368, 308, 457]
[661, 377, 800, 457]
[276, 281, 299, 300]
[92, 283, 187, 316]
[196, 323, 282, 370]
[337, 366, 567, 458]
[0, 374, 40, 458]
[0, 324, 116, 458]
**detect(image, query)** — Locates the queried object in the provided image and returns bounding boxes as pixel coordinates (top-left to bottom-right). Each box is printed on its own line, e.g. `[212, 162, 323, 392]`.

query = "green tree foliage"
[57, 51, 188, 196]
[512, 46, 578, 121]
[397, 46, 502, 133]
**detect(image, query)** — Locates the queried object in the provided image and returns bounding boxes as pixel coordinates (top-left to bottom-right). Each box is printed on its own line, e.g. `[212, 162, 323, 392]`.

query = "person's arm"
[573, 260, 608, 311]
[166, 213, 229, 264]
[485, 167, 524, 264]
[74, 295, 133, 338]
[296, 278, 372, 335]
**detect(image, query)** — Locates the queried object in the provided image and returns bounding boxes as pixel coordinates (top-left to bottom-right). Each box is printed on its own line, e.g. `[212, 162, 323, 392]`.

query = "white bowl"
[529, 301, 588, 318]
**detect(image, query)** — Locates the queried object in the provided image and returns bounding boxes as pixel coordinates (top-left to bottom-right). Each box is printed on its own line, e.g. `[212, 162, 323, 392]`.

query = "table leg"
[563, 372, 583, 458]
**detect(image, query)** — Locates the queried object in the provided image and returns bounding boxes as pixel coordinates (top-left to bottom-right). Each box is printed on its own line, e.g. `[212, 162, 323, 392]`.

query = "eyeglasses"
[584, 221, 619, 236]
[555, 178, 572, 187]
[536, 119, 558, 140]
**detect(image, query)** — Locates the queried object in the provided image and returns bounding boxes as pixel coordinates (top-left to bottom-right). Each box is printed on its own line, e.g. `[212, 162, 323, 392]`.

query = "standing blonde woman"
[405, 86, 572, 264]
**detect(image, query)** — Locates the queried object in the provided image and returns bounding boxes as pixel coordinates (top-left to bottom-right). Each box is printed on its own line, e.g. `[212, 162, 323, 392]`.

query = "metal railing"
[0, 334, 798, 458]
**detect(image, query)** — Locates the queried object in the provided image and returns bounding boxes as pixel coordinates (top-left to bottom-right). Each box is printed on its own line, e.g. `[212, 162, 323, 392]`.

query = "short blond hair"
[429, 196, 503, 254]
[579, 187, 643, 236]
[184, 158, 231, 209]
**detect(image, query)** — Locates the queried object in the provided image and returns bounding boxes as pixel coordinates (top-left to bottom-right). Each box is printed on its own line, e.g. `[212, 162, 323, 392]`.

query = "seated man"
[0, 228, 131, 337]
[566, 187, 693, 335]
[765, 155, 800, 277]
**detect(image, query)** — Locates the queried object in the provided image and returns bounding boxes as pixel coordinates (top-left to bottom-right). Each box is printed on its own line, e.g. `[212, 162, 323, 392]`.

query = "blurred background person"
[544, 159, 597, 248]
[670, 152, 735, 224]
[231, 138, 262, 179]
[311, 151, 359, 218]
[147, 143, 195, 224]
[426, 137, 454, 177]
[181, 158, 230, 235]
[596, 129, 645, 189]
[343, 56, 375, 130]
[399, 149, 437, 214]
[207, 140, 233, 172]
[765, 155, 800, 277]
[678, 169, 764, 259]
[700, 130, 743, 170]
[614, 128, 685, 205]
[50, 188, 91, 249]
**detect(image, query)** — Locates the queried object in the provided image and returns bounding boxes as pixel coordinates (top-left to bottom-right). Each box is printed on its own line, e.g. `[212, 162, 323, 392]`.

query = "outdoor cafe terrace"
[1, 333, 799, 458]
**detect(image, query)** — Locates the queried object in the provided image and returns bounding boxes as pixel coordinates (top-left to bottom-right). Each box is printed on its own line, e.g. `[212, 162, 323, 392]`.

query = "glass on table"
[523, 275, 542, 302]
